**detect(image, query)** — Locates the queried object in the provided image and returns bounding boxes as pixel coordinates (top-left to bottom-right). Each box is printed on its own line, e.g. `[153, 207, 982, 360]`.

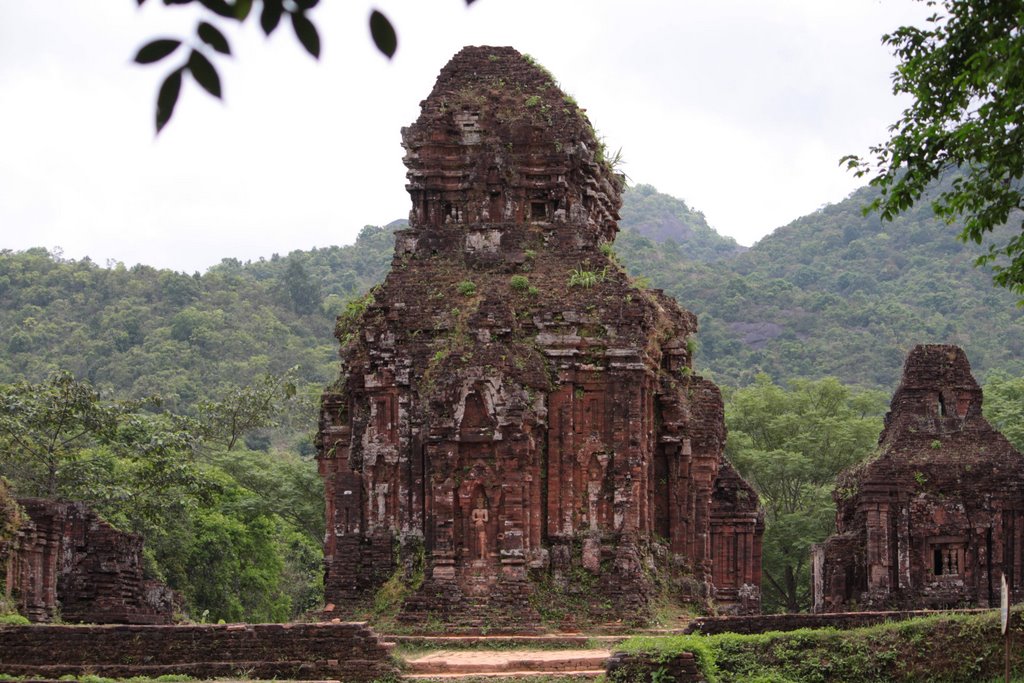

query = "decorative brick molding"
[813, 344, 1024, 612]
[3, 498, 175, 624]
[317, 45, 763, 628]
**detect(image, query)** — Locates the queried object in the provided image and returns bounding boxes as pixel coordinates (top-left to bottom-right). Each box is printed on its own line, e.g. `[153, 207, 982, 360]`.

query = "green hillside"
[618, 183, 746, 259]
[615, 183, 1024, 389]
[2, 182, 1022, 409]
[0, 224, 396, 419]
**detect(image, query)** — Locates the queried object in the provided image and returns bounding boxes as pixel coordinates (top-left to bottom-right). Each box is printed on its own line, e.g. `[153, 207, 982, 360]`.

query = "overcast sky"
[0, 1, 931, 274]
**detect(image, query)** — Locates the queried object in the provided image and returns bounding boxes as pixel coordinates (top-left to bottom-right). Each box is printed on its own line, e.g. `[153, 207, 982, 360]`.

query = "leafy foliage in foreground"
[843, 0, 1024, 298]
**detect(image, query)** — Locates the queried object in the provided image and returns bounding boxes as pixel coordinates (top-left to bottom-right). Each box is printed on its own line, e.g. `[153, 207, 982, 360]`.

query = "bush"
[510, 275, 530, 292]
[0, 613, 30, 625]
[456, 281, 477, 296]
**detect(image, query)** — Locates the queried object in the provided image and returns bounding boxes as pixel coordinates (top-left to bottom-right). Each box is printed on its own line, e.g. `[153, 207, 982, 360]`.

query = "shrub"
[510, 275, 530, 292]
[615, 609, 1024, 683]
[569, 267, 606, 288]
[0, 613, 30, 625]
[456, 281, 477, 296]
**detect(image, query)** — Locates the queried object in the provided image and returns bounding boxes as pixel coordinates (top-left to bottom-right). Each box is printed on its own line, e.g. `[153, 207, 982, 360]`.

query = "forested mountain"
[0, 224, 396, 425]
[615, 182, 1024, 389]
[3, 181, 1022, 412]
[618, 183, 746, 260]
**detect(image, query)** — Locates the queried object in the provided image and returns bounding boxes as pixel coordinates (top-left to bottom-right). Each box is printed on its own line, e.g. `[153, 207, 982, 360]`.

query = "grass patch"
[613, 609, 1024, 682]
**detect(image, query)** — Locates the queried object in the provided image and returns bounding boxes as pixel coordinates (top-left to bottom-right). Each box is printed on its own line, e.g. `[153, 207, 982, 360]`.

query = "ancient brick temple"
[317, 46, 763, 626]
[1, 489, 176, 623]
[813, 344, 1024, 612]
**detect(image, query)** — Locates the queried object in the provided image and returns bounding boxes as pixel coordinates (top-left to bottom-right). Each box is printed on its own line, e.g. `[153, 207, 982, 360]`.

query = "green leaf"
[134, 39, 181, 65]
[369, 10, 397, 59]
[291, 12, 320, 58]
[188, 50, 222, 98]
[260, 0, 284, 35]
[156, 68, 184, 133]
[233, 0, 253, 21]
[197, 0, 235, 18]
[197, 22, 231, 55]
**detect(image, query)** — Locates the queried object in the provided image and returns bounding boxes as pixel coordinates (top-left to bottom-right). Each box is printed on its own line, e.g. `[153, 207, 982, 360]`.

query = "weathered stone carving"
[2, 495, 176, 624]
[813, 344, 1024, 612]
[317, 45, 763, 625]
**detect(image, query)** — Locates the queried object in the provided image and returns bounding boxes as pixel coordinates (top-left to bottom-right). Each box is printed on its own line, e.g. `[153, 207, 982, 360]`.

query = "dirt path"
[402, 647, 611, 679]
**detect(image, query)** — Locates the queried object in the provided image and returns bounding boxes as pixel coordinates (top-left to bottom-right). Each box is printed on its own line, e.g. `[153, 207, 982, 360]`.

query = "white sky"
[0, 1, 931, 274]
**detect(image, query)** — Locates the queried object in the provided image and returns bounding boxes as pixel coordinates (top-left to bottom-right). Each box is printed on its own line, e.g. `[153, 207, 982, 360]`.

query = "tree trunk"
[785, 564, 799, 612]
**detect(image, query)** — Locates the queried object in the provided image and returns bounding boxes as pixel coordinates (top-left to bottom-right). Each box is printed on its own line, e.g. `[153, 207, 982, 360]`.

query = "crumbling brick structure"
[317, 46, 763, 626]
[0, 621, 398, 681]
[813, 344, 1024, 612]
[2, 496, 176, 623]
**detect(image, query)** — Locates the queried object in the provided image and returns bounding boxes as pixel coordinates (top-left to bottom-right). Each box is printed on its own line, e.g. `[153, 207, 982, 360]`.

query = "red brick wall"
[0, 621, 398, 681]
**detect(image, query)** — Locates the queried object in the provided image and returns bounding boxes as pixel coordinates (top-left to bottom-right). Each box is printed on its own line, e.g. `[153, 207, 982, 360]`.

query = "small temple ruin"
[317, 46, 763, 626]
[0, 484, 176, 624]
[813, 344, 1024, 612]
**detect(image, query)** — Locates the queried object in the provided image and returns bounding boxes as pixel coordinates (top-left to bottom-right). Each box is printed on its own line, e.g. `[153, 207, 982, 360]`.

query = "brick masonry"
[2, 497, 175, 624]
[683, 607, 987, 635]
[0, 621, 398, 681]
[606, 652, 701, 682]
[813, 344, 1024, 611]
[317, 45, 764, 626]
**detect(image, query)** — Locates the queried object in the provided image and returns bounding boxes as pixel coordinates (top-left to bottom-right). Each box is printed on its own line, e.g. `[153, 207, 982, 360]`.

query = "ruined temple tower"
[813, 344, 1024, 612]
[317, 46, 763, 626]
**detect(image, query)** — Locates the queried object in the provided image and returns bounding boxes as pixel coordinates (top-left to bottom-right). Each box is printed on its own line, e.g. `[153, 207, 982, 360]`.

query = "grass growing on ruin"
[613, 608, 1024, 683]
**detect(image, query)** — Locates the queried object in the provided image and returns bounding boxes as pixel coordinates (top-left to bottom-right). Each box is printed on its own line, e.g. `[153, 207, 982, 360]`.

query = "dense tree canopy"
[725, 376, 888, 612]
[984, 371, 1024, 452]
[0, 370, 197, 501]
[0, 371, 323, 623]
[615, 182, 1024, 388]
[844, 0, 1024, 298]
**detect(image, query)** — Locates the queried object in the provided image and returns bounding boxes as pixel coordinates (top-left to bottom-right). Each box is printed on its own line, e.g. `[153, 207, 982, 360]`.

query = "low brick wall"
[606, 652, 702, 682]
[684, 607, 987, 635]
[0, 621, 398, 681]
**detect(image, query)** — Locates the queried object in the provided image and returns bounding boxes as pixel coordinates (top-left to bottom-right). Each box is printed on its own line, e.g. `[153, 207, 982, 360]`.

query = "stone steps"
[401, 648, 611, 681]
[404, 670, 605, 680]
[388, 634, 625, 648]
